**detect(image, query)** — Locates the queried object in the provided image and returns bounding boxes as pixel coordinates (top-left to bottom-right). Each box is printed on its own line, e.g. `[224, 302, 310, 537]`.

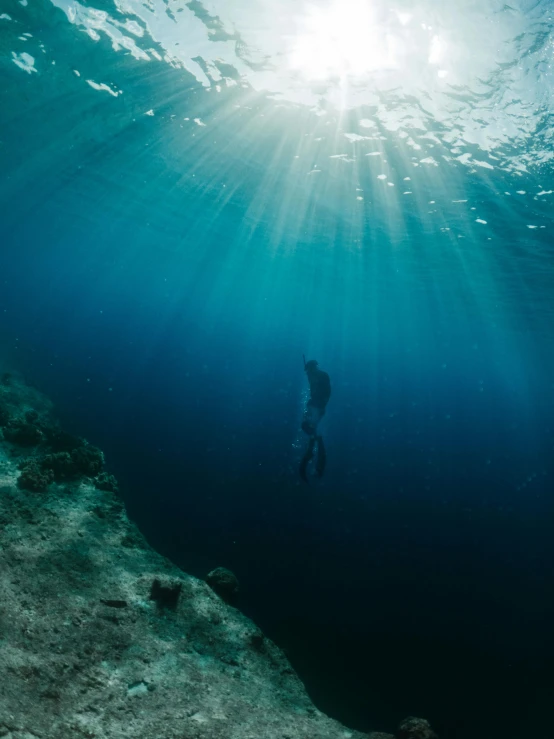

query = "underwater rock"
[397, 717, 438, 739]
[17, 458, 54, 491]
[25, 409, 39, 423]
[0, 401, 11, 426]
[149, 578, 182, 609]
[248, 628, 266, 651]
[369, 733, 395, 739]
[41, 451, 76, 480]
[40, 449, 113, 485]
[4, 418, 43, 446]
[94, 471, 119, 492]
[100, 598, 128, 608]
[70, 443, 104, 476]
[206, 566, 240, 602]
[18, 448, 112, 488]
[43, 426, 84, 453]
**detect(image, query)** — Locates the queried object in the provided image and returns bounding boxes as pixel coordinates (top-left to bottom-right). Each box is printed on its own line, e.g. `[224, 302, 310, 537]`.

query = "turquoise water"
[1, 1, 554, 737]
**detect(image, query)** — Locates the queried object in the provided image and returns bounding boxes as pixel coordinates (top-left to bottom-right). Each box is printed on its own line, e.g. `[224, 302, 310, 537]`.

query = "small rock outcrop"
[397, 717, 438, 739]
[206, 566, 240, 602]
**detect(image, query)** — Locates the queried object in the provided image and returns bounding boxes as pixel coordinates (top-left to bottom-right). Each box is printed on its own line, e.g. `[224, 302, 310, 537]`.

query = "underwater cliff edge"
[0, 370, 435, 739]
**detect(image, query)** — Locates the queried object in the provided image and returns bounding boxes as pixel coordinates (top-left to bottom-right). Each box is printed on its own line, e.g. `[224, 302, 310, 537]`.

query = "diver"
[299, 356, 331, 483]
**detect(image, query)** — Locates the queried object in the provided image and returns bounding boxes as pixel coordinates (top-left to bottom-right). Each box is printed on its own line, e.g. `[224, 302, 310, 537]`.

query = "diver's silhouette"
[300, 357, 331, 482]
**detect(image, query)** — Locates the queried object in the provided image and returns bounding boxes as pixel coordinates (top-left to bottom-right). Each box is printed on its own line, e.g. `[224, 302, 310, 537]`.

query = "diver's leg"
[315, 435, 326, 477]
[302, 403, 317, 436]
[299, 436, 316, 483]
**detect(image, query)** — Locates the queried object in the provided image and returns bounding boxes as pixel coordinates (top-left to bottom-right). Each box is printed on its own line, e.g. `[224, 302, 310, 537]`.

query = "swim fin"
[315, 435, 326, 477]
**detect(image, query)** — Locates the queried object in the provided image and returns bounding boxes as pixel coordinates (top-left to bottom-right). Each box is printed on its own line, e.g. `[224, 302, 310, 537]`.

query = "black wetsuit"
[309, 369, 331, 412]
[300, 368, 331, 481]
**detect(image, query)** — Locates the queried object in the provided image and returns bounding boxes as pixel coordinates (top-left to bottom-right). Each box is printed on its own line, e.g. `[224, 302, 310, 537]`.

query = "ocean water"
[1, 0, 554, 737]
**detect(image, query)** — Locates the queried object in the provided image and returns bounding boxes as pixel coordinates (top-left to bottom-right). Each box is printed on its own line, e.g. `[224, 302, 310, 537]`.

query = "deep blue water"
[1, 0, 554, 736]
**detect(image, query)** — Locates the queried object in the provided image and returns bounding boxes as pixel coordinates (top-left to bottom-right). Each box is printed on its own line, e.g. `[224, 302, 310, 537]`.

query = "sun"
[289, 0, 399, 81]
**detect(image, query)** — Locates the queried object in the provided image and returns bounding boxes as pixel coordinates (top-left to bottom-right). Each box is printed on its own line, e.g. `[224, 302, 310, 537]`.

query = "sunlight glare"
[289, 0, 399, 80]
